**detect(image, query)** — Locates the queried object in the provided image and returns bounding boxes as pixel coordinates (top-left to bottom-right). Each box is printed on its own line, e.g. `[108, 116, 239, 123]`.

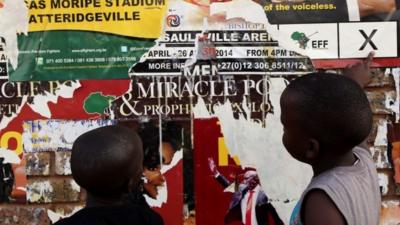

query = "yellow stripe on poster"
[218, 137, 229, 166]
[218, 137, 241, 166]
[27, 0, 167, 38]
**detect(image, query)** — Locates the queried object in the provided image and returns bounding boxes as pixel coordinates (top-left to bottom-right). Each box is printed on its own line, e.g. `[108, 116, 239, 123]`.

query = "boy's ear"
[305, 138, 320, 160]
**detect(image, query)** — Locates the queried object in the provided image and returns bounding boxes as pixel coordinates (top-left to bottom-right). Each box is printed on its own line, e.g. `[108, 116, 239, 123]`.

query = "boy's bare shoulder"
[303, 189, 346, 225]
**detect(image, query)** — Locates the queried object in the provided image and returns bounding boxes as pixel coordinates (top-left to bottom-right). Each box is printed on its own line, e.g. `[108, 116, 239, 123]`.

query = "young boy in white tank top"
[280, 54, 380, 225]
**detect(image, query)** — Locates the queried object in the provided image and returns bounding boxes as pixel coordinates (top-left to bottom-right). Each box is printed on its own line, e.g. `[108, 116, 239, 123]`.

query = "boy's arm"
[343, 52, 374, 88]
[303, 190, 346, 225]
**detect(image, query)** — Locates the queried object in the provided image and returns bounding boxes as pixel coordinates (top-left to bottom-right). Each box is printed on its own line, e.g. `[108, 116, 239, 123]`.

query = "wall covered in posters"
[1, 0, 166, 81]
[0, 0, 400, 224]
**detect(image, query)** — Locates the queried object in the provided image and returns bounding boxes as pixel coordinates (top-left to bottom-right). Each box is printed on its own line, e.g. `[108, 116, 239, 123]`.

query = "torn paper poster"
[193, 129, 287, 225]
[26, 180, 54, 203]
[143, 150, 184, 208]
[118, 118, 188, 225]
[28, 81, 81, 118]
[0, 80, 75, 130]
[210, 0, 268, 24]
[378, 173, 389, 196]
[25, 152, 50, 176]
[0, 147, 21, 164]
[47, 207, 82, 224]
[192, 97, 212, 119]
[262, 1, 400, 66]
[0, 80, 131, 205]
[111, 75, 277, 119]
[130, 29, 313, 76]
[23, 119, 116, 153]
[0, 96, 27, 131]
[370, 146, 391, 169]
[54, 152, 72, 176]
[263, 0, 360, 24]
[266, 21, 398, 64]
[0, 0, 28, 70]
[26, 178, 80, 203]
[390, 68, 400, 122]
[194, 78, 313, 224]
[0, 36, 8, 79]
[374, 119, 388, 147]
[368, 68, 396, 88]
[130, 0, 314, 77]
[5, 0, 166, 81]
[207, 0, 400, 66]
[167, 0, 209, 30]
[214, 78, 313, 223]
[118, 119, 188, 201]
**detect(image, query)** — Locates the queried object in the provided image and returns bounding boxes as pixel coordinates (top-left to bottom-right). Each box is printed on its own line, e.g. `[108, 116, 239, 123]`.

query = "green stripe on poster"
[9, 31, 155, 81]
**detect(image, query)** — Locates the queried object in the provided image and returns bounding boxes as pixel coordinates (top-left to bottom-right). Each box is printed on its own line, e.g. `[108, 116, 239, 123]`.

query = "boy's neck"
[86, 192, 125, 208]
[312, 148, 357, 177]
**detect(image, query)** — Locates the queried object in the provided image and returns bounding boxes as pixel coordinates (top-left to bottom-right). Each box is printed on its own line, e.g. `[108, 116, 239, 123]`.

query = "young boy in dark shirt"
[54, 125, 164, 225]
[282, 55, 381, 225]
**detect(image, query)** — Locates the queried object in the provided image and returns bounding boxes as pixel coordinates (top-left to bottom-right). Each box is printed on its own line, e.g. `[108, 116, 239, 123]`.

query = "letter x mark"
[359, 29, 378, 50]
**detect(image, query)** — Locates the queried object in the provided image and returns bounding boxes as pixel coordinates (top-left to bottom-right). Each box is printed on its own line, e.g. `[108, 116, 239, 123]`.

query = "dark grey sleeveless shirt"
[290, 147, 381, 225]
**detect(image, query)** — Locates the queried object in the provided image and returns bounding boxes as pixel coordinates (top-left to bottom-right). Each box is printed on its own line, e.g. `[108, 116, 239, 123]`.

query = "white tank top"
[290, 147, 381, 225]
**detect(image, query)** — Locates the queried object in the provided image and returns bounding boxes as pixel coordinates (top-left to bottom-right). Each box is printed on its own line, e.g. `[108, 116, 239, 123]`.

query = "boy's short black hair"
[282, 72, 373, 151]
[71, 125, 143, 197]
